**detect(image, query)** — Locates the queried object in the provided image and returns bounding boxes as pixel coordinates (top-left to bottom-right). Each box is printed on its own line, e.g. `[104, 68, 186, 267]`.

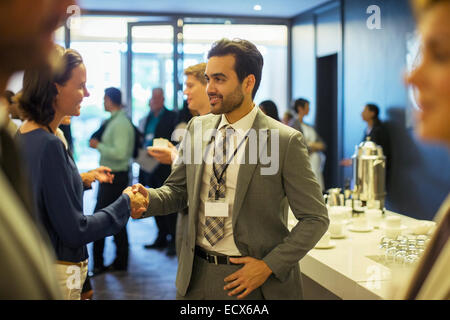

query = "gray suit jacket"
[143, 109, 329, 299]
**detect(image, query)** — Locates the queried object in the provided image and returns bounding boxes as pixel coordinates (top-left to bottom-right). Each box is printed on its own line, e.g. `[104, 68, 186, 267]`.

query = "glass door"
[127, 21, 183, 125]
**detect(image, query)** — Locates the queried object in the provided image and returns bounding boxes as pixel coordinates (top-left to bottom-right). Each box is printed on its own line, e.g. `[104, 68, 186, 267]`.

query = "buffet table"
[288, 208, 428, 300]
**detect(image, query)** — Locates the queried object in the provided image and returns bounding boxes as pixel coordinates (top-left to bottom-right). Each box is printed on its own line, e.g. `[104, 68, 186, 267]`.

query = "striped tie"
[204, 125, 233, 246]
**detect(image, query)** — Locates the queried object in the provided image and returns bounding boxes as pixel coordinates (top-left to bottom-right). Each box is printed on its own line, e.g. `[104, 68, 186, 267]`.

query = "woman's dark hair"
[207, 38, 263, 99]
[105, 87, 122, 106]
[365, 103, 380, 124]
[259, 100, 280, 121]
[20, 45, 84, 126]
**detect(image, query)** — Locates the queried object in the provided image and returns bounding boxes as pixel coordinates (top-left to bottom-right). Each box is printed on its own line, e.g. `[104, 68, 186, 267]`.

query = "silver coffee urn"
[351, 137, 386, 210]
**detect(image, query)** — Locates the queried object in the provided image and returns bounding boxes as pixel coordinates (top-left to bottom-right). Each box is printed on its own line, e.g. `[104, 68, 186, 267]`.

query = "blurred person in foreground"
[0, 0, 76, 299]
[392, 0, 450, 300]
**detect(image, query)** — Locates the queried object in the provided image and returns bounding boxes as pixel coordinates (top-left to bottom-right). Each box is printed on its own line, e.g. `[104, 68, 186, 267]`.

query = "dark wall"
[291, 0, 450, 220]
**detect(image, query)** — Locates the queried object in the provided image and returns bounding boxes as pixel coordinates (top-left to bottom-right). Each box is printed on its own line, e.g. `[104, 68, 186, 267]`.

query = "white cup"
[345, 199, 353, 208]
[152, 138, 169, 148]
[366, 209, 383, 228]
[352, 215, 369, 229]
[328, 206, 352, 221]
[316, 232, 331, 247]
[385, 226, 402, 239]
[386, 216, 401, 228]
[329, 221, 345, 238]
[412, 220, 435, 235]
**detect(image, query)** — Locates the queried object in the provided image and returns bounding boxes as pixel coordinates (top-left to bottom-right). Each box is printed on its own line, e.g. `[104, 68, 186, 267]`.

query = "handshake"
[123, 184, 149, 219]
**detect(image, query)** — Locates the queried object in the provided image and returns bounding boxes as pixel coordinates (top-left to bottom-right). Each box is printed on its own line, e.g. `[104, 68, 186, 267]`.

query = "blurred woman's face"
[54, 63, 89, 118]
[406, 2, 450, 144]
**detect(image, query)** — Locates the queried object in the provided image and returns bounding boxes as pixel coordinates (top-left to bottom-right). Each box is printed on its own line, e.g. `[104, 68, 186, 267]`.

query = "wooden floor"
[84, 185, 178, 300]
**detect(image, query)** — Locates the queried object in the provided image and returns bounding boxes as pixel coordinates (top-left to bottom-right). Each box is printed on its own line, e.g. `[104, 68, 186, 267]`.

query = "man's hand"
[340, 158, 352, 167]
[80, 166, 114, 188]
[224, 257, 273, 299]
[147, 141, 177, 165]
[123, 183, 149, 219]
[92, 166, 114, 184]
[89, 138, 99, 149]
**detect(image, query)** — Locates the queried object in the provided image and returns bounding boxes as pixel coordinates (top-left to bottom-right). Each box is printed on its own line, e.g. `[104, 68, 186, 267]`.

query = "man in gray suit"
[128, 38, 329, 300]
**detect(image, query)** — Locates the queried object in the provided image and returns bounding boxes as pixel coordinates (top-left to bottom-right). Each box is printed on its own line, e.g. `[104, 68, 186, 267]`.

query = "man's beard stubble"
[210, 85, 245, 115]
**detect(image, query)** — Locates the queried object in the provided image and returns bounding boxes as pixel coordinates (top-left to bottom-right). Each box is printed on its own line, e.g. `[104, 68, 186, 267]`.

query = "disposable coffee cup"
[152, 138, 169, 148]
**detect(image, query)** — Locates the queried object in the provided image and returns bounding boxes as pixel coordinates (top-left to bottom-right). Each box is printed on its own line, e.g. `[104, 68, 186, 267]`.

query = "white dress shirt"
[196, 106, 258, 255]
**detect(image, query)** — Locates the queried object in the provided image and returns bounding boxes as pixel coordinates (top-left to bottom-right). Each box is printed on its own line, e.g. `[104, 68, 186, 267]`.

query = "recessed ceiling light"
[253, 4, 262, 11]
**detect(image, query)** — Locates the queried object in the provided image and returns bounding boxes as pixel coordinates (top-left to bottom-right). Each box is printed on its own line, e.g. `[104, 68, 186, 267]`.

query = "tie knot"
[219, 125, 234, 138]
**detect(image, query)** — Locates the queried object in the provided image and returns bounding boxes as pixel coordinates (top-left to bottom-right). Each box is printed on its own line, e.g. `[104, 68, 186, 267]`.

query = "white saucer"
[330, 234, 346, 239]
[348, 224, 373, 232]
[314, 241, 336, 249]
[380, 223, 408, 231]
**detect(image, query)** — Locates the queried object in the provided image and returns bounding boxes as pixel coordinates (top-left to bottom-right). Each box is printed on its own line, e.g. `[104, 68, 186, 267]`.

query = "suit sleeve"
[263, 131, 329, 281]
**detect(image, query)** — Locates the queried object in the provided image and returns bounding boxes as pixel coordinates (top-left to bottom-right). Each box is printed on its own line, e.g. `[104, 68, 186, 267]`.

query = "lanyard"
[212, 131, 249, 199]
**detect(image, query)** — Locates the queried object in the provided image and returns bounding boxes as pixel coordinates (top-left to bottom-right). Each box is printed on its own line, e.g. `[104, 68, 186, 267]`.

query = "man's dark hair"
[207, 38, 263, 99]
[293, 98, 310, 113]
[20, 45, 83, 126]
[105, 87, 122, 106]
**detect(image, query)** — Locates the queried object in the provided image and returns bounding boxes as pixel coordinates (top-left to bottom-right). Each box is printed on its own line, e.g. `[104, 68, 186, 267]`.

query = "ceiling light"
[253, 4, 262, 11]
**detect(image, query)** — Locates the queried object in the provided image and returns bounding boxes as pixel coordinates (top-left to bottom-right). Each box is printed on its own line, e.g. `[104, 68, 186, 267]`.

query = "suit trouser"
[176, 250, 264, 300]
[93, 170, 129, 270]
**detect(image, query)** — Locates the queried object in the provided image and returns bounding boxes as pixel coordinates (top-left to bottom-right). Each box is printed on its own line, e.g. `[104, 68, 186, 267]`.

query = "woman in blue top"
[16, 45, 144, 300]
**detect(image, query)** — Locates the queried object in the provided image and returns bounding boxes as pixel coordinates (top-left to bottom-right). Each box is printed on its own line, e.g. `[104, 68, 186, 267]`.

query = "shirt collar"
[217, 104, 258, 137]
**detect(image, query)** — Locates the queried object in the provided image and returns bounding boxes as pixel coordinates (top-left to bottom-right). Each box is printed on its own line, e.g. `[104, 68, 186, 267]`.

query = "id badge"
[205, 198, 229, 217]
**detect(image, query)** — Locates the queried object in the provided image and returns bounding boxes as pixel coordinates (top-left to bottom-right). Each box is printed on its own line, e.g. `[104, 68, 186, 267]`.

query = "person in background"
[291, 98, 326, 191]
[282, 110, 294, 126]
[148, 62, 210, 257]
[340, 103, 391, 171]
[16, 45, 145, 299]
[0, 0, 75, 300]
[392, 0, 450, 300]
[259, 100, 280, 121]
[89, 87, 135, 275]
[139, 87, 178, 256]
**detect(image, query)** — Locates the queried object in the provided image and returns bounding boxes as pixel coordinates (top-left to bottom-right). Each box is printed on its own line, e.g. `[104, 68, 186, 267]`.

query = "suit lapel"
[232, 109, 269, 228]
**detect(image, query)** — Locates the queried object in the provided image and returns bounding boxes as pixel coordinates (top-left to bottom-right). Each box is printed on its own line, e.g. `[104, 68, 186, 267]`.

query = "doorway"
[315, 53, 338, 190]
